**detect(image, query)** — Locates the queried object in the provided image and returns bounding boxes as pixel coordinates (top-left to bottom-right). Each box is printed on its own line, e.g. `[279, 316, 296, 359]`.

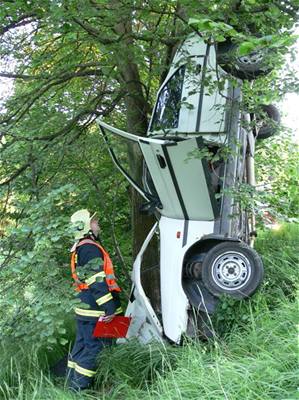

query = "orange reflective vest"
[70, 238, 121, 293]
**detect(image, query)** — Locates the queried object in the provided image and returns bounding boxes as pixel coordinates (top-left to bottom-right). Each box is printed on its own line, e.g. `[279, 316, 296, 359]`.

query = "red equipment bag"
[93, 316, 132, 338]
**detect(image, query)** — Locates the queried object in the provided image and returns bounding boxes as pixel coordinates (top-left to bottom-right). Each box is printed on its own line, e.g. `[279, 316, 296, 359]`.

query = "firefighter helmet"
[70, 209, 97, 240]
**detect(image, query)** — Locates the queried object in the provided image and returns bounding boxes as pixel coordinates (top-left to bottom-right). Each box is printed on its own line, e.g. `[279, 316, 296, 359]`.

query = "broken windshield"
[150, 66, 185, 132]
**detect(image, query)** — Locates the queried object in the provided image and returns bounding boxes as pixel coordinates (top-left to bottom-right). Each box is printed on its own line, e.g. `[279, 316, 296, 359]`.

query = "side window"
[150, 66, 185, 132]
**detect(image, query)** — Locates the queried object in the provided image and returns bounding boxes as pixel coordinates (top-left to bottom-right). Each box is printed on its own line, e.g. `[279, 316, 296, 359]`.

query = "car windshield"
[150, 66, 185, 132]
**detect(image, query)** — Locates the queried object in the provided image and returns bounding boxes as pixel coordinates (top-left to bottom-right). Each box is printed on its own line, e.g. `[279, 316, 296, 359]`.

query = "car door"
[98, 120, 219, 221]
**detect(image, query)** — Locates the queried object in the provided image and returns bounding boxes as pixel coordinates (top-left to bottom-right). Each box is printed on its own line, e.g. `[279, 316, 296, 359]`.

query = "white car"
[97, 33, 278, 344]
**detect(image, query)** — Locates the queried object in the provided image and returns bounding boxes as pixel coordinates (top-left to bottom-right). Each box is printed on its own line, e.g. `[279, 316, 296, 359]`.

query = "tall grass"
[141, 300, 298, 400]
[0, 224, 298, 400]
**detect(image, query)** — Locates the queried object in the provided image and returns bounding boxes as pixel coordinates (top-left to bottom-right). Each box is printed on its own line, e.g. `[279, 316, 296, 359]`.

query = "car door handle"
[156, 154, 166, 169]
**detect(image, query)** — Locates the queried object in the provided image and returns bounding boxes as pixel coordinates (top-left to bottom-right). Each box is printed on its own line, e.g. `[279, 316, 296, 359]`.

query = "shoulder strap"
[76, 238, 109, 260]
[76, 238, 102, 250]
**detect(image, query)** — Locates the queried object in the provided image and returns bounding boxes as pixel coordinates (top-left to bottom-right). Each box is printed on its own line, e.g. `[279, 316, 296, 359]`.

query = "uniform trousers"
[67, 318, 113, 390]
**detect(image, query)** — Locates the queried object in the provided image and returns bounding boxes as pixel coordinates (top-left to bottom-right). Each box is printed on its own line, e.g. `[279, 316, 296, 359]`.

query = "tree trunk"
[113, 14, 160, 310]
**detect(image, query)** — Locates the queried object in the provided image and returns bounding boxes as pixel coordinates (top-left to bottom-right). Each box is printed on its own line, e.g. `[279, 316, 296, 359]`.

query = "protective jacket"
[70, 237, 122, 320]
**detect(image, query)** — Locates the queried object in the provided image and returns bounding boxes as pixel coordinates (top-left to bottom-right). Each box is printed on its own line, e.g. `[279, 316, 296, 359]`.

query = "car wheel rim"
[211, 251, 252, 291]
[237, 52, 264, 66]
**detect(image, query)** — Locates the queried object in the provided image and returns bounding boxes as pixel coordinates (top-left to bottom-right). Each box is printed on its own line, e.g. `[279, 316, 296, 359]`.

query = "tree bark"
[113, 11, 160, 310]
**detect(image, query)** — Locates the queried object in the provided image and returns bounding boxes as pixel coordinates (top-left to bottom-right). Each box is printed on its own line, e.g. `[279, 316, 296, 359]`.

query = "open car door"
[97, 120, 219, 222]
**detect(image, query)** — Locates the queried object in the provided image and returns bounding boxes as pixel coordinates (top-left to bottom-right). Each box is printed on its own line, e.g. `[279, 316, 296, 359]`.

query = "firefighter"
[67, 209, 122, 391]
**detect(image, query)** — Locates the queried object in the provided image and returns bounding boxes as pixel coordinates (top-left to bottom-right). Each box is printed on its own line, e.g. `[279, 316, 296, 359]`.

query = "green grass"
[0, 224, 298, 400]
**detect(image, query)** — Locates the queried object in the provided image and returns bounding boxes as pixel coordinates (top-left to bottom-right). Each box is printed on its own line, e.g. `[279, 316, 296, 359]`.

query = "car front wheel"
[201, 241, 264, 299]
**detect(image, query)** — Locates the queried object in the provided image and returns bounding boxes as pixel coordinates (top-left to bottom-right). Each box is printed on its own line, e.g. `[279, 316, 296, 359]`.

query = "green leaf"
[47, 337, 57, 344]
[238, 41, 256, 56]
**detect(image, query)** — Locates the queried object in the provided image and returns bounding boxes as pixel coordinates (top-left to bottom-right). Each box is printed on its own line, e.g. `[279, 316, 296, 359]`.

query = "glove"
[101, 313, 115, 323]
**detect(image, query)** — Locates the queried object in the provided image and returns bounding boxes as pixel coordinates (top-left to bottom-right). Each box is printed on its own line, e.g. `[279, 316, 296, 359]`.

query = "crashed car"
[97, 33, 279, 344]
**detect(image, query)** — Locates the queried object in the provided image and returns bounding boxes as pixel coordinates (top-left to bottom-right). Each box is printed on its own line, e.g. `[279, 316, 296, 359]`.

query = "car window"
[98, 123, 162, 205]
[102, 128, 144, 187]
[150, 66, 185, 132]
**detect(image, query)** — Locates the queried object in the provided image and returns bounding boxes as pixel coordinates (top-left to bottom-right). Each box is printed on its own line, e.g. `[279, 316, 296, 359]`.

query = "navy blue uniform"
[67, 240, 122, 391]
[74, 243, 122, 320]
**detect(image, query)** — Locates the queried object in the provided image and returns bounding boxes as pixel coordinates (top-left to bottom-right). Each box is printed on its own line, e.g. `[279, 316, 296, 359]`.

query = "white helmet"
[70, 209, 97, 240]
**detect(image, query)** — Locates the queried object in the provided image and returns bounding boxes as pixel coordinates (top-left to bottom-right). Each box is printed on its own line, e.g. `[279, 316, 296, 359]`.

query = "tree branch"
[0, 13, 36, 36]
[0, 89, 125, 186]
[0, 68, 107, 125]
[72, 17, 121, 44]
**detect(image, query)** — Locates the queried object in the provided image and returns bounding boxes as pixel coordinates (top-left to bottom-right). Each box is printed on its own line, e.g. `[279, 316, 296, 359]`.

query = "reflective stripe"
[73, 239, 121, 293]
[75, 307, 105, 317]
[85, 271, 106, 285]
[105, 273, 115, 279]
[75, 364, 96, 377]
[115, 306, 123, 315]
[67, 360, 76, 369]
[96, 293, 113, 306]
[108, 284, 119, 290]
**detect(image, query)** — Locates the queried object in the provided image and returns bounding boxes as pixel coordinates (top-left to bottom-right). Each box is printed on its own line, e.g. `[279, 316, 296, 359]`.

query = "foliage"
[255, 132, 299, 219]
[0, 184, 80, 347]
[143, 300, 298, 400]
[94, 339, 179, 390]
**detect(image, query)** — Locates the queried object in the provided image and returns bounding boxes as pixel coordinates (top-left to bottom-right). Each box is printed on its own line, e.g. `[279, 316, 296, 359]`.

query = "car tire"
[256, 104, 280, 139]
[201, 241, 264, 299]
[216, 41, 272, 80]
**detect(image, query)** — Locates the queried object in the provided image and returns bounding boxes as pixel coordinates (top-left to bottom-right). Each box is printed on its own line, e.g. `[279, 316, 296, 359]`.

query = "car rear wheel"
[201, 241, 264, 299]
[217, 41, 272, 80]
[256, 104, 280, 139]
